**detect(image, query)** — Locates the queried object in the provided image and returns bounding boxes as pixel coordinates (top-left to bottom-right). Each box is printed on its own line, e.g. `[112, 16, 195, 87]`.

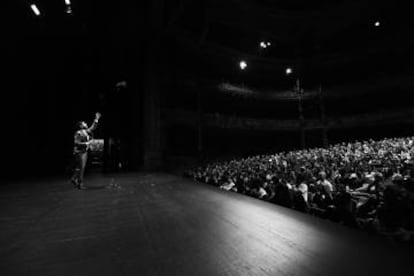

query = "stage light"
[30, 4, 41, 16]
[260, 41, 272, 49]
[286, 67, 293, 75]
[239, 61, 248, 70]
[374, 21, 380, 27]
[64, 0, 72, 14]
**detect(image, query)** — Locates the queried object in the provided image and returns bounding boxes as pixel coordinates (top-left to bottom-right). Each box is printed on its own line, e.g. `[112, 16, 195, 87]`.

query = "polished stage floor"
[0, 173, 412, 275]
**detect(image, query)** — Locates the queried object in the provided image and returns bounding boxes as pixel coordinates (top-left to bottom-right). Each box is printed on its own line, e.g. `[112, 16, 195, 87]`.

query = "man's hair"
[76, 121, 86, 130]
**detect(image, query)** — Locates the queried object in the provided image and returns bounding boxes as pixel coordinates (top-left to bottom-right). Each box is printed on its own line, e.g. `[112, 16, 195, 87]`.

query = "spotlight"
[239, 61, 247, 70]
[260, 41, 271, 49]
[30, 4, 41, 16]
[64, 0, 72, 14]
[286, 67, 293, 75]
[374, 21, 380, 27]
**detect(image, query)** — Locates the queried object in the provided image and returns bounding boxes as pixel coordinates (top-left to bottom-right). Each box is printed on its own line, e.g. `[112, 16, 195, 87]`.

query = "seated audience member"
[297, 181, 309, 204]
[219, 178, 237, 192]
[293, 182, 309, 213]
[354, 173, 376, 193]
[272, 179, 294, 208]
[378, 173, 410, 232]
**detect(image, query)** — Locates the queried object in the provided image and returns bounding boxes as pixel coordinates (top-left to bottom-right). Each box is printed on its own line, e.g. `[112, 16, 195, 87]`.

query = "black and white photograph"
[2, 0, 414, 275]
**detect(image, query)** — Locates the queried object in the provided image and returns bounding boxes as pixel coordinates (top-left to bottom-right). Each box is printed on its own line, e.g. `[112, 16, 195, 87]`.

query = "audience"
[185, 136, 414, 243]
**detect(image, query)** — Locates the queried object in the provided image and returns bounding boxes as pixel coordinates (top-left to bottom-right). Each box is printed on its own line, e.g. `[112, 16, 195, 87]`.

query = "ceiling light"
[30, 4, 41, 16]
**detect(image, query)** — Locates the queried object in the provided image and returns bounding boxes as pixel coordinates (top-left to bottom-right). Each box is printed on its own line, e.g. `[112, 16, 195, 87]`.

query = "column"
[143, 0, 164, 170]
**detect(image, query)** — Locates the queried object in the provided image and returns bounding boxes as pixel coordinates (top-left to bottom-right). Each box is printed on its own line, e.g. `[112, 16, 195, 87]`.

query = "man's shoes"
[71, 178, 86, 190]
[70, 178, 78, 187]
[78, 183, 87, 190]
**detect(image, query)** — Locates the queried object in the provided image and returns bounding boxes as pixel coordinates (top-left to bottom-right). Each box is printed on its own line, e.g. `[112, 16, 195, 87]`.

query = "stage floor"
[0, 173, 412, 275]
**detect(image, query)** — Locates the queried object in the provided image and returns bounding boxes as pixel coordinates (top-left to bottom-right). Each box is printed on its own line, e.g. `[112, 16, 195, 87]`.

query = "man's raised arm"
[87, 112, 101, 133]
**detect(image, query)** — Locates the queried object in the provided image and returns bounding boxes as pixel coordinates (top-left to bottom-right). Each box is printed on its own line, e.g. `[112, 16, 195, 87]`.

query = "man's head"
[77, 121, 88, 130]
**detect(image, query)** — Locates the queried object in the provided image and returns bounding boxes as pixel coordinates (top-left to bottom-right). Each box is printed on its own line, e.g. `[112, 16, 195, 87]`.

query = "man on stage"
[71, 112, 101, 189]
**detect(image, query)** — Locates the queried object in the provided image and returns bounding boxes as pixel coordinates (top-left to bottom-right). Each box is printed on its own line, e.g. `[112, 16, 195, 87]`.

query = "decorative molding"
[165, 108, 414, 131]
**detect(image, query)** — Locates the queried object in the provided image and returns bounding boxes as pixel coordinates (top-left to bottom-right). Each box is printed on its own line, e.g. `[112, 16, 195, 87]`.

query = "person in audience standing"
[318, 171, 334, 203]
